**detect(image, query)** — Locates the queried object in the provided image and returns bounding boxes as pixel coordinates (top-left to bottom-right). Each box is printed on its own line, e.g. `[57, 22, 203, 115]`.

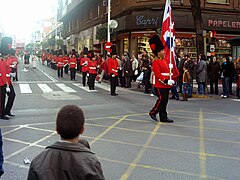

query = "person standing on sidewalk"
[148, 35, 179, 123]
[196, 54, 207, 95]
[235, 56, 240, 99]
[208, 56, 220, 95]
[228, 56, 236, 95]
[220, 57, 231, 98]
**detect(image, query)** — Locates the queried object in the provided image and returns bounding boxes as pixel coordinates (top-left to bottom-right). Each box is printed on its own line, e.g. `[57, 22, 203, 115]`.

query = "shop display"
[137, 37, 151, 53]
[175, 38, 197, 59]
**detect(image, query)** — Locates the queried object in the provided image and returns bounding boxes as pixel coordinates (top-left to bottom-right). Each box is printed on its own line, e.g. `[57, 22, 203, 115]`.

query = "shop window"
[137, 37, 150, 54]
[207, 0, 230, 4]
[124, 38, 129, 53]
[175, 38, 197, 60]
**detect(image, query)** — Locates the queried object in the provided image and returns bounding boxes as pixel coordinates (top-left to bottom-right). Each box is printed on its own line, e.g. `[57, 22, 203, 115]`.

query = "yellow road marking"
[98, 157, 223, 180]
[120, 123, 161, 180]
[90, 115, 128, 145]
[199, 109, 207, 179]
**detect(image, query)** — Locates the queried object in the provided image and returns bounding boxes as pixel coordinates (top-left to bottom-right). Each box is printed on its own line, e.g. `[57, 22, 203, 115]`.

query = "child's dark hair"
[56, 105, 85, 139]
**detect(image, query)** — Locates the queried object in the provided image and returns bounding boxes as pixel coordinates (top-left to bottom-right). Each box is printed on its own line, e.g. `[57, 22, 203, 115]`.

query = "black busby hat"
[0, 36, 13, 56]
[88, 50, 94, 59]
[110, 45, 117, 56]
[83, 47, 88, 55]
[149, 35, 164, 56]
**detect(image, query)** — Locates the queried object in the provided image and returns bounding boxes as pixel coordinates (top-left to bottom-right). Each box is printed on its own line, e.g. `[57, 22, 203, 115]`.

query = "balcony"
[58, 0, 84, 21]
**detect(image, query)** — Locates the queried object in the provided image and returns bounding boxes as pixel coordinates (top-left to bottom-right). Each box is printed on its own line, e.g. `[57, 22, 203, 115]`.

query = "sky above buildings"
[0, 0, 57, 41]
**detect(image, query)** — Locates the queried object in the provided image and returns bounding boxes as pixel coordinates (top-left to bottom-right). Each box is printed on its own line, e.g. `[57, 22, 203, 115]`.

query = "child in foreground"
[27, 105, 105, 180]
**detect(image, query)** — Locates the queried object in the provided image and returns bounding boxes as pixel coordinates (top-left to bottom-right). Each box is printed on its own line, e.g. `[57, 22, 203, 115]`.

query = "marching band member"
[11, 55, 19, 81]
[108, 45, 118, 96]
[56, 55, 64, 78]
[0, 55, 8, 120]
[63, 54, 69, 74]
[69, 54, 77, 80]
[5, 56, 15, 117]
[148, 35, 179, 123]
[80, 48, 90, 86]
[88, 52, 97, 90]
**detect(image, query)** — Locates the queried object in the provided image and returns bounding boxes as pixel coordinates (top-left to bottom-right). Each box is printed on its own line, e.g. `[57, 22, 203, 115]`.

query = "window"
[207, 0, 230, 4]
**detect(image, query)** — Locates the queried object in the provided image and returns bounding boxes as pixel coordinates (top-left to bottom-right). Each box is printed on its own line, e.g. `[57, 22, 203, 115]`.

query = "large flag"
[161, 0, 176, 64]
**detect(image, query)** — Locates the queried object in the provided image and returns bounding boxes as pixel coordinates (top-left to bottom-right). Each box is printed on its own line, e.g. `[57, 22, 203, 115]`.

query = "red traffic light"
[209, 31, 216, 38]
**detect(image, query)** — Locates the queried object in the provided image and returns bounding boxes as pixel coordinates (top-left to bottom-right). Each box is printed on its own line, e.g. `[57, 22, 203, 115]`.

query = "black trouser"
[12, 68, 18, 81]
[5, 84, 15, 115]
[118, 70, 125, 87]
[110, 76, 117, 95]
[64, 65, 69, 74]
[0, 86, 6, 118]
[88, 74, 96, 90]
[125, 76, 132, 88]
[70, 68, 76, 80]
[57, 67, 63, 77]
[82, 72, 87, 86]
[150, 88, 170, 121]
[210, 79, 219, 95]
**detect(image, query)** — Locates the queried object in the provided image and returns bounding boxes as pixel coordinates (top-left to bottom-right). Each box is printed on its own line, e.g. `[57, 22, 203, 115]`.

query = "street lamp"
[107, 0, 111, 42]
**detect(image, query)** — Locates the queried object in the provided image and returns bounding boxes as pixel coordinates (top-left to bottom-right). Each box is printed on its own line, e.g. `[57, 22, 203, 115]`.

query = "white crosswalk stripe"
[16, 82, 111, 94]
[55, 83, 77, 93]
[73, 83, 98, 92]
[37, 84, 53, 93]
[19, 84, 32, 93]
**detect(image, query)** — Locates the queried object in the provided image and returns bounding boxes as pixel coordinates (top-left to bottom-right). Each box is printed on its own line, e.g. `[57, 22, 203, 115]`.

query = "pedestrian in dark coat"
[196, 54, 207, 94]
[124, 52, 133, 88]
[27, 105, 105, 180]
[220, 57, 232, 98]
[208, 56, 220, 95]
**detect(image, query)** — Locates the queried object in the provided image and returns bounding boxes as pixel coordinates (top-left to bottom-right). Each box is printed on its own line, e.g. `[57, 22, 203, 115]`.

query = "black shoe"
[111, 93, 118, 96]
[160, 118, 174, 123]
[149, 113, 158, 122]
[6, 113, 15, 117]
[1, 116, 9, 120]
[169, 96, 175, 99]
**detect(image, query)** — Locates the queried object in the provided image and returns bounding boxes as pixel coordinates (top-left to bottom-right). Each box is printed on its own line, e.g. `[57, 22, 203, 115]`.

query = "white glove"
[167, 80, 175, 86]
[6, 87, 11, 93]
[169, 63, 173, 69]
[112, 74, 115, 77]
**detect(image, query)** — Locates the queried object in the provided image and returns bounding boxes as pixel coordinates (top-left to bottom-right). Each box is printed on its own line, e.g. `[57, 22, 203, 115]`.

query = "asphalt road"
[0, 57, 239, 180]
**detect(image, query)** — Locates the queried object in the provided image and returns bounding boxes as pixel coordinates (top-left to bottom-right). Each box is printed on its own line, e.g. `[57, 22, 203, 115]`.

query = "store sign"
[136, 15, 159, 27]
[208, 19, 240, 29]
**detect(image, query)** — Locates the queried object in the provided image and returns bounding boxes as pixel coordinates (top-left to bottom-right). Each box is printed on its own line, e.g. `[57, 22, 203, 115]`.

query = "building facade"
[58, 0, 240, 60]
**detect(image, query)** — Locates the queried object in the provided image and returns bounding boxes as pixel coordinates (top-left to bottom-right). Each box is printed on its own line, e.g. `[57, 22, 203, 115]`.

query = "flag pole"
[169, 0, 172, 81]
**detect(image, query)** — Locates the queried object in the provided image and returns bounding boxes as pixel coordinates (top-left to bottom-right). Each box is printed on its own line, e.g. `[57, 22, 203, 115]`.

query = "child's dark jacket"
[27, 141, 105, 180]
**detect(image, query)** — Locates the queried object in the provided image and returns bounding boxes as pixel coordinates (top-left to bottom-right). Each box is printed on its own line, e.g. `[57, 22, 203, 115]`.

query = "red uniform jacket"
[63, 56, 69, 65]
[5, 58, 12, 85]
[152, 57, 179, 88]
[107, 58, 118, 76]
[80, 58, 90, 72]
[56, 57, 64, 68]
[11, 56, 18, 69]
[88, 61, 97, 74]
[68, 57, 77, 69]
[0, 59, 7, 86]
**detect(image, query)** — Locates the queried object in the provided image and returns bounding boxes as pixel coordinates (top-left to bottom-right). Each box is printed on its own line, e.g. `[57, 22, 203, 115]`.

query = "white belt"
[0, 73, 1, 76]
[89, 67, 96, 69]
[6, 74, 10, 77]
[161, 73, 173, 76]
